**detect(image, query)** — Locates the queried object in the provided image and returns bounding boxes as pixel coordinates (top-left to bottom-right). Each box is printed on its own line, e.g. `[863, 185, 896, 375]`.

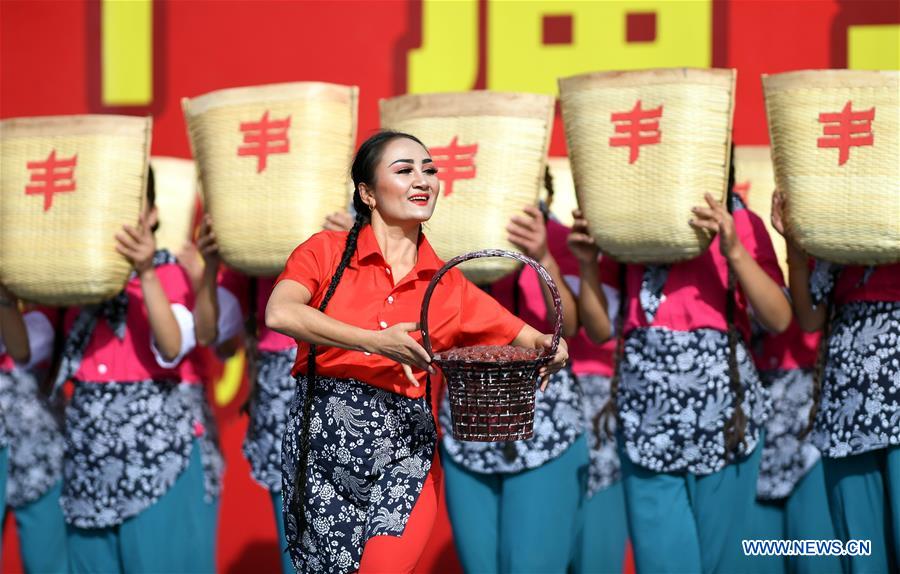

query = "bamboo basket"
[380, 91, 554, 284]
[733, 146, 787, 276]
[559, 68, 736, 263]
[546, 157, 577, 227]
[0, 115, 151, 305]
[763, 70, 899, 265]
[183, 82, 358, 276]
[150, 156, 200, 253]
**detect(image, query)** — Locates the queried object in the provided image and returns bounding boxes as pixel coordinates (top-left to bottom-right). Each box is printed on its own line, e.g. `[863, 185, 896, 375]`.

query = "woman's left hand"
[536, 335, 568, 391]
[690, 193, 742, 261]
[507, 205, 550, 265]
[115, 213, 157, 274]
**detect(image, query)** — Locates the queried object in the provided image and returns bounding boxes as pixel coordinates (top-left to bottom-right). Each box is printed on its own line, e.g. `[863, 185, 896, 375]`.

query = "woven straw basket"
[546, 157, 577, 227]
[421, 250, 562, 441]
[380, 91, 554, 284]
[150, 156, 200, 253]
[763, 70, 899, 265]
[183, 82, 358, 276]
[559, 68, 736, 263]
[0, 115, 151, 305]
[733, 146, 787, 276]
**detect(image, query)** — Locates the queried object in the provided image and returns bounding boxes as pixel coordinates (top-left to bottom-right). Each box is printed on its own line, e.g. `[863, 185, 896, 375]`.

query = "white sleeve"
[215, 286, 244, 347]
[151, 303, 197, 369]
[602, 284, 621, 338]
[18, 311, 55, 369]
[563, 274, 581, 296]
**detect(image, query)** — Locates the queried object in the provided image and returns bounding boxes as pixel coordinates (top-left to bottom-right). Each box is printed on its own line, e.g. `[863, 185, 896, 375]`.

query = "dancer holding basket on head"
[266, 131, 568, 574]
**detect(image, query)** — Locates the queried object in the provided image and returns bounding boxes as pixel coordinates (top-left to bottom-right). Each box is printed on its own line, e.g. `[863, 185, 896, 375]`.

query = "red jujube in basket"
[420, 250, 563, 442]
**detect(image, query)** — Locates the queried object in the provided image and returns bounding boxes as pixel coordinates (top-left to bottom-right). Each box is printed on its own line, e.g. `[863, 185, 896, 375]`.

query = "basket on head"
[380, 91, 555, 284]
[733, 146, 788, 276]
[420, 250, 562, 442]
[183, 82, 359, 276]
[763, 70, 899, 265]
[559, 68, 736, 263]
[150, 156, 200, 253]
[0, 114, 151, 305]
[546, 157, 578, 227]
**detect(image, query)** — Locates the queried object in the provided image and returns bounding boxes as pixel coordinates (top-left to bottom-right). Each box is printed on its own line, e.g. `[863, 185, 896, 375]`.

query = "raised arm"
[568, 210, 613, 344]
[192, 215, 223, 346]
[771, 190, 826, 332]
[506, 205, 578, 337]
[690, 193, 792, 334]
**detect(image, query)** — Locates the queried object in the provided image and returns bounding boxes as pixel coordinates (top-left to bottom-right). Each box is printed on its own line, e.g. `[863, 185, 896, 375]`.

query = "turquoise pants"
[822, 446, 900, 573]
[441, 435, 589, 574]
[745, 461, 841, 574]
[9, 480, 69, 573]
[67, 440, 215, 574]
[571, 479, 628, 574]
[620, 438, 763, 574]
[270, 490, 297, 574]
[0, 446, 7, 519]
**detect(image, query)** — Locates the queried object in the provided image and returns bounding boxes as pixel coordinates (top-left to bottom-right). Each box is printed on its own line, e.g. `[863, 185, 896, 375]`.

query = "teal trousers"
[442, 435, 589, 574]
[571, 479, 628, 574]
[270, 490, 297, 574]
[9, 480, 69, 573]
[745, 461, 841, 574]
[67, 440, 214, 574]
[620, 438, 764, 574]
[822, 446, 900, 574]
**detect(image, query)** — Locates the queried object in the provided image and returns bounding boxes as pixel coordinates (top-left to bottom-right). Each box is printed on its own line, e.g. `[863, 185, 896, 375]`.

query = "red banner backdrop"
[1, 1, 897, 572]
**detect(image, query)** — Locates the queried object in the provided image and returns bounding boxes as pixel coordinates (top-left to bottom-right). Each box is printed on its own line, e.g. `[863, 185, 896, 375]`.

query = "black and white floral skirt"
[62, 380, 223, 529]
[0, 369, 65, 508]
[579, 373, 621, 497]
[756, 369, 820, 501]
[812, 301, 900, 459]
[243, 348, 296, 492]
[618, 327, 770, 475]
[439, 368, 584, 474]
[281, 375, 437, 574]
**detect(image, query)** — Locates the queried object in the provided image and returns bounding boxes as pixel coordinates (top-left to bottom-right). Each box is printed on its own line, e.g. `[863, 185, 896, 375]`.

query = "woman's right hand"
[370, 322, 434, 387]
[567, 209, 600, 264]
[323, 211, 354, 232]
[196, 214, 221, 266]
[771, 189, 806, 260]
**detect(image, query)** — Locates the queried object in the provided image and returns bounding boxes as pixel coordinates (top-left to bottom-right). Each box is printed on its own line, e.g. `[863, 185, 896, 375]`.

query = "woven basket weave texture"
[560, 68, 736, 264]
[0, 114, 151, 305]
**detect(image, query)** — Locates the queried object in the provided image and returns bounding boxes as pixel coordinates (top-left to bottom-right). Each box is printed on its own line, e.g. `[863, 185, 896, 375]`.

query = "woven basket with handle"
[380, 91, 554, 284]
[0, 114, 151, 305]
[183, 82, 358, 276]
[421, 250, 562, 442]
[763, 70, 899, 265]
[560, 68, 736, 264]
[150, 156, 200, 254]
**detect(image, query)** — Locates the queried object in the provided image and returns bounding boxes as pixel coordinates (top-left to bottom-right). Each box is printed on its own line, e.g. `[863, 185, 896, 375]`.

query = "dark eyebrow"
[389, 158, 434, 166]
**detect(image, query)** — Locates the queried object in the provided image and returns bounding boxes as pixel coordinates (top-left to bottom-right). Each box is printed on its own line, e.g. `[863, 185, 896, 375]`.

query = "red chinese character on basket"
[817, 101, 875, 166]
[237, 110, 291, 173]
[609, 100, 663, 164]
[25, 150, 77, 212]
[430, 136, 478, 197]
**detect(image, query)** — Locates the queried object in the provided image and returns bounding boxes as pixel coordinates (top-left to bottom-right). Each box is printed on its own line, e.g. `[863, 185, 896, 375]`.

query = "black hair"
[147, 166, 159, 233]
[286, 130, 430, 554]
[722, 150, 747, 457]
[594, 262, 626, 443]
[802, 284, 836, 438]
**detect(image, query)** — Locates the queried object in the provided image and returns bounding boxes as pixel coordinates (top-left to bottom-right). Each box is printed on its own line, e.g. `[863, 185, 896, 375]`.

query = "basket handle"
[419, 249, 563, 361]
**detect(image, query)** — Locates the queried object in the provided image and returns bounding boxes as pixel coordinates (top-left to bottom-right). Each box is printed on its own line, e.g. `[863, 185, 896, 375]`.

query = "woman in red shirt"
[266, 130, 568, 574]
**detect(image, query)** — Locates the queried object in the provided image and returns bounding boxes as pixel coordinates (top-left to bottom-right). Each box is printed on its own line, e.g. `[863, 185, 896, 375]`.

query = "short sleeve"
[156, 264, 195, 308]
[736, 210, 784, 287]
[456, 273, 526, 347]
[276, 232, 338, 299]
[20, 309, 55, 369]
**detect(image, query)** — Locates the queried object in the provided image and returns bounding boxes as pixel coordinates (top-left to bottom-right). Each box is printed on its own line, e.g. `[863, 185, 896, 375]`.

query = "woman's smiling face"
[359, 137, 440, 226]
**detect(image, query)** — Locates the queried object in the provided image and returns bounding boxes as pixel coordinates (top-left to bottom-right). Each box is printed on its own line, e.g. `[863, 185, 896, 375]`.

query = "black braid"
[723, 177, 748, 458]
[240, 278, 260, 415]
[542, 165, 554, 221]
[287, 212, 365, 553]
[594, 262, 626, 444]
[802, 287, 836, 439]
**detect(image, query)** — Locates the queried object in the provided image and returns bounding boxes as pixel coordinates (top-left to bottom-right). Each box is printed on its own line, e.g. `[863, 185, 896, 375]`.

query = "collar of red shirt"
[349, 224, 443, 278]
